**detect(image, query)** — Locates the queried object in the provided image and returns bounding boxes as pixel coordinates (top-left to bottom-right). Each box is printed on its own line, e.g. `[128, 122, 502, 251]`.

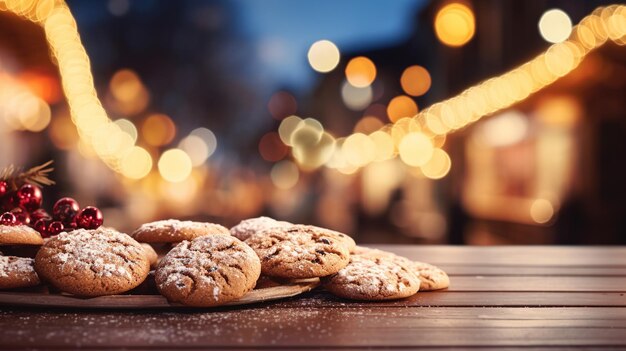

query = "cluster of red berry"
[0, 181, 103, 237]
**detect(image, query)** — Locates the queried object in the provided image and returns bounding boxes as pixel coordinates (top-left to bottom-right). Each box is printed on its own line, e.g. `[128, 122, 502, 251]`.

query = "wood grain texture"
[1, 307, 625, 348]
[1, 246, 625, 349]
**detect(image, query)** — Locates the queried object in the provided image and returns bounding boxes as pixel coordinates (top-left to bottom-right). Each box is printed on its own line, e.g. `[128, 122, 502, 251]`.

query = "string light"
[0, 0, 221, 183]
[278, 5, 626, 179]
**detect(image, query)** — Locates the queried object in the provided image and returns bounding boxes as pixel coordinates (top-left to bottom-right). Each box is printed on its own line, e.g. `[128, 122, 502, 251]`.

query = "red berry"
[0, 181, 7, 197]
[0, 212, 17, 226]
[52, 197, 80, 223]
[48, 221, 64, 236]
[33, 218, 51, 237]
[17, 184, 43, 212]
[10, 207, 30, 225]
[1, 192, 17, 212]
[30, 209, 52, 223]
[75, 206, 103, 229]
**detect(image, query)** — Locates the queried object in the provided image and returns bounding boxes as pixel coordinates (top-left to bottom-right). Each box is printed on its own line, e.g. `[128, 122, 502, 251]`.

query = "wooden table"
[1, 245, 626, 350]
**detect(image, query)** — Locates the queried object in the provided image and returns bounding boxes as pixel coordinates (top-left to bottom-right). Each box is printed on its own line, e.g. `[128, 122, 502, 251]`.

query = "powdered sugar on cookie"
[230, 217, 291, 241]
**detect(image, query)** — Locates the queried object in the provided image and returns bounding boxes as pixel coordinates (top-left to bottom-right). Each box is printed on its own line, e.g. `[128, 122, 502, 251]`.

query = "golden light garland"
[0, 0, 201, 182]
[285, 4, 626, 179]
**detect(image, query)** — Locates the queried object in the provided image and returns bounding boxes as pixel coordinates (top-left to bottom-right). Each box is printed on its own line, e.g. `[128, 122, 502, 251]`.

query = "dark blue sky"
[68, 0, 426, 91]
[231, 0, 426, 88]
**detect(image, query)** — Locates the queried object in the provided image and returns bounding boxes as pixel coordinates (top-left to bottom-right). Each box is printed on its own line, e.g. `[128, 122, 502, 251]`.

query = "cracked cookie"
[155, 234, 260, 307]
[353, 246, 450, 291]
[34, 228, 150, 296]
[245, 224, 350, 279]
[131, 219, 230, 243]
[324, 255, 420, 300]
[230, 216, 291, 241]
[0, 256, 40, 289]
[0, 224, 43, 246]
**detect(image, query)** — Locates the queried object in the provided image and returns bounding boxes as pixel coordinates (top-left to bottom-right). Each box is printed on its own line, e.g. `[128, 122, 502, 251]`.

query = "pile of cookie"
[0, 217, 449, 306]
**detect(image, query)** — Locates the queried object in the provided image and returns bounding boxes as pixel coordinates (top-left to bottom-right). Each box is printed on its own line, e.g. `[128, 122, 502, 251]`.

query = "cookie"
[35, 228, 150, 296]
[245, 224, 350, 279]
[131, 219, 230, 243]
[230, 216, 291, 241]
[0, 256, 40, 289]
[0, 225, 43, 246]
[411, 261, 450, 291]
[353, 246, 450, 291]
[155, 234, 260, 307]
[141, 243, 159, 268]
[324, 255, 420, 300]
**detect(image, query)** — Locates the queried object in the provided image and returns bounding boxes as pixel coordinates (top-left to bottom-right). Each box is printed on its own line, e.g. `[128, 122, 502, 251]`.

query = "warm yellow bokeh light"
[345, 56, 376, 88]
[142, 113, 176, 146]
[400, 65, 432, 96]
[421, 148, 451, 179]
[308, 40, 340, 73]
[290, 118, 324, 148]
[387, 95, 418, 123]
[120, 146, 153, 179]
[530, 199, 554, 224]
[342, 133, 376, 167]
[158, 149, 193, 183]
[369, 131, 395, 162]
[539, 9, 573, 43]
[354, 116, 384, 134]
[278, 115, 303, 146]
[434, 3, 476, 47]
[398, 132, 434, 167]
[292, 132, 336, 171]
[110, 69, 142, 101]
[271, 160, 300, 189]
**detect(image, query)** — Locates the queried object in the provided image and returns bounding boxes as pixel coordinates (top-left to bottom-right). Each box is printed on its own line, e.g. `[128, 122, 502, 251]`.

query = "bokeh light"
[114, 118, 138, 143]
[341, 80, 373, 110]
[158, 149, 193, 182]
[190, 127, 217, 158]
[292, 131, 336, 170]
[120, 146, 153, 179]
[267, 91, 297, 120]
[342, 133, 376, 167]
[271, 160, 300, 189]
[345, 56, 376, 88]
[421, 148, 451, 179]
[387, 95, 418, 122]
[398, 132, 434, 167]
[434, 3, 476, 47]
[530, 199, 554, 224]
[278, 115, 303, 146]
[142, 113, 176, 146]
[539, 9, 573, 43]
[179, 135, 210, 166]
[354, 116, 384, 134]
[258, 132, 289, 162]
[400, 65, 432, 96]
[307, 40, 340, 73]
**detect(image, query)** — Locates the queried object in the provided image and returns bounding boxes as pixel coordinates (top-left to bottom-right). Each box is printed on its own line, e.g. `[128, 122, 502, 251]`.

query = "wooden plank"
[273, 291, 626, 307]
[1, 308, 625, 348]
[445, 276, 626, 292]
[442, 265, 626, 276]
[371, 245, 626, 266]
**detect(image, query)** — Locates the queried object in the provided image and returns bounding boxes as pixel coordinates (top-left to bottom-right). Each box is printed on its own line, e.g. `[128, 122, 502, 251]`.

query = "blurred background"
[1, 0, 625, 245]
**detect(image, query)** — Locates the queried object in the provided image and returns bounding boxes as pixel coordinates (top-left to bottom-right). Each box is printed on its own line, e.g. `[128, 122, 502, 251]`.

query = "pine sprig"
[0, 160, 55, 191]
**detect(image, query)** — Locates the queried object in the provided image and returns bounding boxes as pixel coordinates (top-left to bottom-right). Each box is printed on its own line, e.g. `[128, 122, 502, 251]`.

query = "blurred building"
[309, 0, 626, 244]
